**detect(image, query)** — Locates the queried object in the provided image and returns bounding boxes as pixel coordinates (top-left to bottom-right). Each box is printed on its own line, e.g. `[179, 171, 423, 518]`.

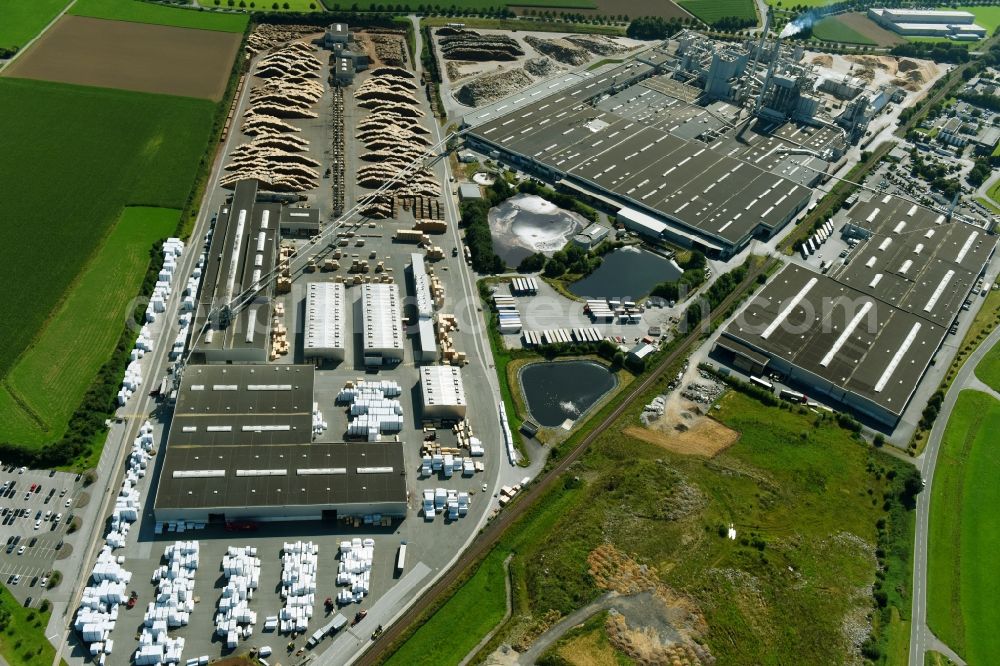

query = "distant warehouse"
[868, 8, 987, 40]
[154, 364, 406, 523]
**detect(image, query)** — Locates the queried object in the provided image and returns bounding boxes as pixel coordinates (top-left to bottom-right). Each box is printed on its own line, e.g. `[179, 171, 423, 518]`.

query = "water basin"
[520, 360, 617, 429]
[569, 246, 682, 300]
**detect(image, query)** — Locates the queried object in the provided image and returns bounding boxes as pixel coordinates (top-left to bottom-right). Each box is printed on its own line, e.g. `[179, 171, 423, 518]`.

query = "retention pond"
[569, 246, 681, 300]
[519, 360, 618, 429]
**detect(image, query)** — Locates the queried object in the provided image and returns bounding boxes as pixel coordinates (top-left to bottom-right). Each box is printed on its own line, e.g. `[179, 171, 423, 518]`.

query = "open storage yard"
[0, 78, 215, 446]
[68, 0, 248, 32]
[927, 390, 1000, 665]
[2, 15, 241, 100]
[0, 0, 70, 52]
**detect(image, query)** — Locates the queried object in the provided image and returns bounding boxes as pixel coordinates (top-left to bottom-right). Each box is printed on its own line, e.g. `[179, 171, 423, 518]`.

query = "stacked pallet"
[136, 541, 199, 665]
[335, 538, 374, 605]
[215, 546, 262, 649]
[280, 541, 318, 634]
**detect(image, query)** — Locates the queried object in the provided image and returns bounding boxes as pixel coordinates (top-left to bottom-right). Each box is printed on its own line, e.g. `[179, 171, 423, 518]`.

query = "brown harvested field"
[512, 0, 692, 20]
[834, 12, 904, 47]
[624, 419, 738, 457]
[2, 15, 240, 100]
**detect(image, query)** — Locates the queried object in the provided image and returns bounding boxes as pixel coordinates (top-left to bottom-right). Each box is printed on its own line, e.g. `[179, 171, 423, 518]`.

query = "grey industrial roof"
[155, 364, 405, 511]
[280, 206, 320, 227]
[724, 264, 946, 416]
[468, 69, 814, 249]
[193, 179, 279, 356]
[835, 195, 995, 326]
[155, 441, 406, 511]
[170, 365, 315, 447]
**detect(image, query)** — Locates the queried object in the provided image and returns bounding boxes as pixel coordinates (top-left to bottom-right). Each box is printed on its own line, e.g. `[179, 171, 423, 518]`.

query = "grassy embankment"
[0, 79, 215, 447]
[926, 390, 1000, 664]
[385, 388, 917, 665]
[70, 0, 248, 31]
[0, 585, 60, 666]
[0, 0, 70, 51]
[973, 328, 1000, 391]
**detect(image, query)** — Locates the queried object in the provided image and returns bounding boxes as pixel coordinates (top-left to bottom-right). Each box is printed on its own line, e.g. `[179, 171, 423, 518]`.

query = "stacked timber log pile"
[246, 24, 318, 58]
[438, 29, 524, 61]
[353, 67, 440, 219]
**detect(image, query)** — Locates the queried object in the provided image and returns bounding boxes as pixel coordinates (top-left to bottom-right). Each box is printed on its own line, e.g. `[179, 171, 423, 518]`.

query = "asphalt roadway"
[353, 257, 778, 665]
[907, 323, 1000, 666]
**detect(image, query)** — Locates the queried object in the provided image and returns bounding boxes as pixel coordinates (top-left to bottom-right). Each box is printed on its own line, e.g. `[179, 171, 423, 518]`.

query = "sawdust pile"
[810, 54, 833, 68]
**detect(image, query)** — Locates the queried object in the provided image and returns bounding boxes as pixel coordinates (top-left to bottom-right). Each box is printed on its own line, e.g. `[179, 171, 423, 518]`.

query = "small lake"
[520, 360, 617, 428]
[488, 194, 587, 268]
[569, 246, 682, 300]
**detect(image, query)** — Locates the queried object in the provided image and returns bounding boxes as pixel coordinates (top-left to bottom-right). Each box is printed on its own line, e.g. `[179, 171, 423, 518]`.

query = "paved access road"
[908, 323, 1000, 666]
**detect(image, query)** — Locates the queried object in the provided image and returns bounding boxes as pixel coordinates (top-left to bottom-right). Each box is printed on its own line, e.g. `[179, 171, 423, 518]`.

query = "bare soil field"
[624, 421, 738, 457]
[3, 15, 240, 100]
[834, 12, 904, 47]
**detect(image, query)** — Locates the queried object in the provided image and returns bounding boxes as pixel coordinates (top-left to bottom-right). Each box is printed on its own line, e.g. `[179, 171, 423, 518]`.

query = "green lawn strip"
[0, 208, 178, 446]
[925, 650, 959, 666]
[0, 78, 214, 439]
[811, 16, 877, 46]
[382, 548, 508, 666]
[70, 0, 248, 32]
[977, 196, 1000, 214]
[974, 334, 1000, 392]
[0, 0, 70, 51]
[927, 390, 1000, 662]
[988, 178, 1000, 207]
[0, 585, 58, 666]
[678, 0, 755, 24]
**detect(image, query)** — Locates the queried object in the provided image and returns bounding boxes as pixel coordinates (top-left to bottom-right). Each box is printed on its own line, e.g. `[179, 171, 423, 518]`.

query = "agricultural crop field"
[0, 208, 178, 446]
[325, 0, 597, 7]
[926, 390, 1000, 664]
[0, 0, 70, 51]
[389, 390, 915, 664]
[3, 15, 241, 100]
[812, 14, 902, 46]
[678, 0, 755, 25]
[0, 78, 215, 446]
[69, 0, 248, 32]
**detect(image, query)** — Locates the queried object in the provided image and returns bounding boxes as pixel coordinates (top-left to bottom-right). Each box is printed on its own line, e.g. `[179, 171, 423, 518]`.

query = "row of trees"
[680, 259, 750, 332]
[651, 250, 706, 302]
[460, 177, 513, 274]
[890, 41, 971, 65]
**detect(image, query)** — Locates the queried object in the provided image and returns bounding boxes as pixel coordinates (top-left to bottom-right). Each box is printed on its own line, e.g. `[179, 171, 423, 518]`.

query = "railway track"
[357, 257, 777, 666]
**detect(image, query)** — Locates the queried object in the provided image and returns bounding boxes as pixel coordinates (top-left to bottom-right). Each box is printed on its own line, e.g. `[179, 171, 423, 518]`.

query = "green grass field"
[0, 208, 178, 445]
[811, 15, 877, 45]
[679, 0, 755, 25]
[325, 0, 596, 8]
[958, 5, 1000, 36]
[0, 586, 58, 666]
[70, 0, 248, 32]
[975, 337, 1000, 393]
[388, 389, 915, 664]
[0, 0, 70, 50]
[384, 549, 508, 666]
[0, 78, 215, 446]
[926, 390, 1000, 663]
[988, 178, 1000, 210]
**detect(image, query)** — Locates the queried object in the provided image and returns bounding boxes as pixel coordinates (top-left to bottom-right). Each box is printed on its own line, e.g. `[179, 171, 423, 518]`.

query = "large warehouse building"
[464, 60, 832, 258]
[191, 179, 279, 364]
[869, 8, 987, 40]
[716, 195, 996, 427]
[420, 365, 467, 421]
[154, 364, 407, 522]
[361, 283, 404, 366]
[303, 282, 346, 362]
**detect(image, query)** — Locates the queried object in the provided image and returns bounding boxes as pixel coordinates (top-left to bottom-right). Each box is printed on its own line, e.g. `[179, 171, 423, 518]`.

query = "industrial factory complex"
[717, 195, 996, 427]
[463, 25, 901, 259]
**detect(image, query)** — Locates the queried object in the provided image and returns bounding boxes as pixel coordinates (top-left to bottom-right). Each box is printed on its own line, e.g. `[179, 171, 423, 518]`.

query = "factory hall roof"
[467, 64, 820, 249]
[155, 364, 407, 512]
[723, 264, 946, 417]
[835, 195, 996, 326]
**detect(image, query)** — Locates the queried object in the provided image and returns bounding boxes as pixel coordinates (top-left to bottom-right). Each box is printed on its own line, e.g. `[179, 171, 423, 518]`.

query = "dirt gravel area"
[625, 420, 737, 457]
[3, 15, 240, 100]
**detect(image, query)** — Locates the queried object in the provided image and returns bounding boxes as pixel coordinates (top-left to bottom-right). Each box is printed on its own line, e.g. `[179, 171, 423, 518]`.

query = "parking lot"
[0, 465, 85, 606]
